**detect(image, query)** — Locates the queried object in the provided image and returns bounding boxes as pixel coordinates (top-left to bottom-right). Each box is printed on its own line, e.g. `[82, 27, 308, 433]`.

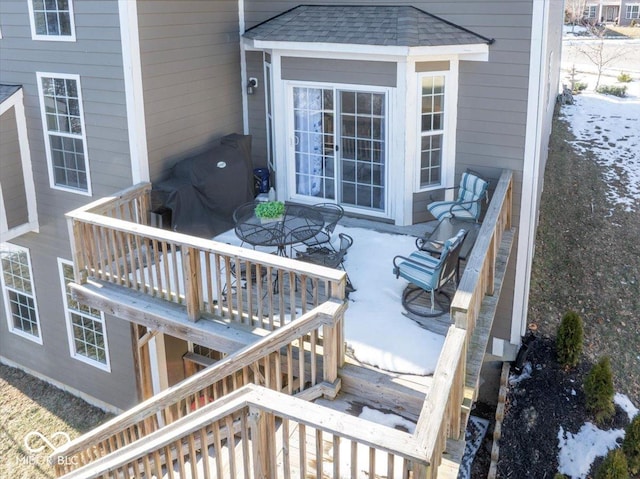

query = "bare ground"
[491, 104, 640, 478]
[0, 364, 113, 479]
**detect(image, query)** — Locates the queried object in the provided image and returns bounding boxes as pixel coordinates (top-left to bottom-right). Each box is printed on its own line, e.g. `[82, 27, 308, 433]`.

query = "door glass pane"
[293, 87, 335, 199]
[340, 91, 385, 211]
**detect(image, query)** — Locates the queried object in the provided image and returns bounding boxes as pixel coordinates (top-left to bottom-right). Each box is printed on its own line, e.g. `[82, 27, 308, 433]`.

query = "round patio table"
[233, 202, 324, 257]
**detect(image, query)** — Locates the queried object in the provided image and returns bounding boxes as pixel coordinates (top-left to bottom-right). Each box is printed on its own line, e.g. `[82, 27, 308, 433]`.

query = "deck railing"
[55, 384, 429, 479]
[50, 300, 346, 476]
[66, 183, 347, 328]
[408, 169, 513, 478]
[57, 171, 513, 478]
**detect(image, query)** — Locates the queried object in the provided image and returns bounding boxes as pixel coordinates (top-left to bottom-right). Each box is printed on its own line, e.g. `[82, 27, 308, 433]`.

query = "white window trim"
[283, 80, 392, 219]
[36, 72, 92, 196]
[27, 0, 76, 42]
[58, 258, 111, 372]
[584, 5, 598, 18]
[1, 243, 43, 344]
[626, 4, 640, 19]
[415, 70, 455, 193]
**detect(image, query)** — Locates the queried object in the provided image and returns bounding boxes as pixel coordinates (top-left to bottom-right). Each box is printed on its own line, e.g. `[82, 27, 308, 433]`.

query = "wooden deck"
[53, 170, 514, 478]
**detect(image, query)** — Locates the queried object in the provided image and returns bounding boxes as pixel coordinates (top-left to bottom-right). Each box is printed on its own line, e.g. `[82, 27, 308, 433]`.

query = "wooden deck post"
[182, 247, 203, 322]
[249, 407, 276, 478]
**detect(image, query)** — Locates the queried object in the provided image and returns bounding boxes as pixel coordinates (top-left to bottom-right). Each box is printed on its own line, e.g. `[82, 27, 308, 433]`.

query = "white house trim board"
[238, 0, 250, 135]
[0, 88, 39, 240]
[511, 0, 551, 347]
[118, 0, 149, 184]
[244, 39, 489, 60]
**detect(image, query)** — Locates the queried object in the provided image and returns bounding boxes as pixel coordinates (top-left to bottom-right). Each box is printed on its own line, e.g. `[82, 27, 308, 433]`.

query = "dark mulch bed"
[471, 102, 639, 478]
[496, 336, 630, 479]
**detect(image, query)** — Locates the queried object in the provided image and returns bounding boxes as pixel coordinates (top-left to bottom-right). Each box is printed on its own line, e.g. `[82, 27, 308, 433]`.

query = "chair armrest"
[392, 253, 436, 278]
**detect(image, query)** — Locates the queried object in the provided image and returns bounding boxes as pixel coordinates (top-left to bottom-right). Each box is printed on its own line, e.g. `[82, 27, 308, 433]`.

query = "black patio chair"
[392, 229, 467, 317]
[296, 233, 355, 294]
[301, 203, 344, 251]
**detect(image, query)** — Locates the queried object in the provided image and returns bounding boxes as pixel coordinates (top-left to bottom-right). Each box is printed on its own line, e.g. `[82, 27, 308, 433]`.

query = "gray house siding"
[242, 0, 563, 346]
[281, 57, 397, 87]
[137, 0, 245, 181]
[246, 50, 268, 169]
[0, 107, 29, 228]
[0, 0, 137, 410]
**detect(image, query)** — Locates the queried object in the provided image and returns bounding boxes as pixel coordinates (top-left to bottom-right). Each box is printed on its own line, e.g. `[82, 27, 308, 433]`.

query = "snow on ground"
[562, 94, 640, 212]
[215, 224, 445, 376]
[555, 43, 640, 477]
[615, 392, 640, 421]
[557, 423, 626, 479]
[332, 224, 445, 376]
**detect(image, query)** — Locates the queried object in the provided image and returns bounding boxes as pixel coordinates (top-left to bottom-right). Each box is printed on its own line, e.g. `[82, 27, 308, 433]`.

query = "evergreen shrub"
[595, 449, 629, 479]
[622, 415, 640, 475]
[617, 72, 632, 83]
[556, 310, 583, 368]
[584, 357, 615, 425]
[596, 85, 627, 97]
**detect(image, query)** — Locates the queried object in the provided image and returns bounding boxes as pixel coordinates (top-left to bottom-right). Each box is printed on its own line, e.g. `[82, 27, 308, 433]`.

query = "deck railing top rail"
[50, 299, 346, 471]
[57, 384, 428, 479]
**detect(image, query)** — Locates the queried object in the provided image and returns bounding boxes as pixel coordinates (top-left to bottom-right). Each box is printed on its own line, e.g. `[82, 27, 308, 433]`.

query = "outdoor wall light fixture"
[247, 77, 258, 95]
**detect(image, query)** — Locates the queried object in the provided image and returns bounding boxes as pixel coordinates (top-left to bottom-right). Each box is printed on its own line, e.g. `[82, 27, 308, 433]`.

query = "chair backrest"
[457, 172, 489, 219]
[434, 229, 467, 288]
[313, 203, 344, 234]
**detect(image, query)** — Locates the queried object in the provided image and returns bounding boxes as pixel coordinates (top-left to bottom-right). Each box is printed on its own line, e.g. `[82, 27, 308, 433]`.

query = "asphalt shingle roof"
[0, 84, 21, 105]
[244, 5, 493, 47]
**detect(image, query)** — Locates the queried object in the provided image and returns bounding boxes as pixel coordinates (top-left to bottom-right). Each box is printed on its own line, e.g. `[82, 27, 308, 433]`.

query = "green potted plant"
[254, 201, 285, 223]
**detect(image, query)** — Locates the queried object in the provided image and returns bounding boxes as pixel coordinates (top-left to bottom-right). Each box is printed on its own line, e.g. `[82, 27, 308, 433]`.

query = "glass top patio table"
[233, 202, 325, 257]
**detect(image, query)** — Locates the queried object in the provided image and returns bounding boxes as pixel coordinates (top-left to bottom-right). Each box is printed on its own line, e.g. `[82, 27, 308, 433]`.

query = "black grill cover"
[154, 134, 254, 237]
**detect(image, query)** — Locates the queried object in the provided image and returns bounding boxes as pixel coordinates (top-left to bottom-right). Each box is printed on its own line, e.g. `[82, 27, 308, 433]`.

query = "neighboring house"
[1, 0, 563, 474]
[579, 0, 640, 25]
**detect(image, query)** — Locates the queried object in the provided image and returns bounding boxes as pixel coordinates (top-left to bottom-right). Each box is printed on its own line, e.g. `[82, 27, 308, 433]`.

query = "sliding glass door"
[291, 85, 386, 212]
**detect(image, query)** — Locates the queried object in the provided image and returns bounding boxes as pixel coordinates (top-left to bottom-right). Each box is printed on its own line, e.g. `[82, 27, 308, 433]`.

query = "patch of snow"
[358, 406, 416, 434]
[557, 423, 625, 479]
[508, 362, 532, 385]
[215, 224, 446, 376]
[615, 392, 640, 421]
[562, 94, 640, 213]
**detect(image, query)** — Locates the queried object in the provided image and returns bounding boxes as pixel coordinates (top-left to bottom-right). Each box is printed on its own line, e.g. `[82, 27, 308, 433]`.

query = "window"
[59, 259, 110, 371]
[28, 0, 76, 41]
[418, 74, 446, 189]
[583, 5, 598, 18]
[626, 4, 640, 19]
[37, 73, 91, 195]
[1, 243, 42, 344]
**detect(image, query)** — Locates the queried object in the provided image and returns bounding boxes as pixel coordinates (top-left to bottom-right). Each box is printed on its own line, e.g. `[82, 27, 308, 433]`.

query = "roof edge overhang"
[0, 86, 23, 115]
[243, 38, 490, 62]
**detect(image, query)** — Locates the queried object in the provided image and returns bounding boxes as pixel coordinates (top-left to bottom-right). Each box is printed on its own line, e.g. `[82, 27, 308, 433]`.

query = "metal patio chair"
[427, 171, 489, 222]
[296, 233, 355, 294]
[392, 229, 467, 317]
[301, 203, 344, 251]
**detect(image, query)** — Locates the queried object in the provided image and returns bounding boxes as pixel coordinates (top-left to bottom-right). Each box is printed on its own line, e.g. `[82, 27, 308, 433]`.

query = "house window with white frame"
[1, 243, 42, 344]
[418, 74, 446, 189]
[28, 0, 76, 40]
[583, 5, 598, 18]
[37, 73, 91, 194]
[626, 4, 640, 19]
[59, 260, 110, 371]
